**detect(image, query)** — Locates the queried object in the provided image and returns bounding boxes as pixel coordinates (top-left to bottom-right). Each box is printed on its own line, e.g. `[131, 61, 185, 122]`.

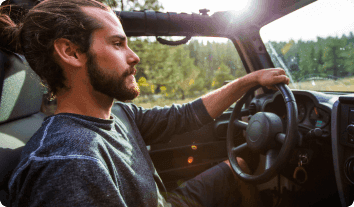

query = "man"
[1, 0, 290, 206]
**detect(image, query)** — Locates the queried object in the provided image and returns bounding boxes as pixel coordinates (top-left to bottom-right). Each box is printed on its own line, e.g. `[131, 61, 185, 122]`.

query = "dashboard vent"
[249, 103, 257, 115]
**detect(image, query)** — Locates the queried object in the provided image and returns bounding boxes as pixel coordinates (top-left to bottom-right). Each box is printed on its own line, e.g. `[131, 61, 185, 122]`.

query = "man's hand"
[202, 68, 290, 119]
[256, 68, 290, 90]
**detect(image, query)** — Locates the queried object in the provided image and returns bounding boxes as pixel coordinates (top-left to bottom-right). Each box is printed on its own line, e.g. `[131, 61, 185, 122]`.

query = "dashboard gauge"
[297, 102, 306, 123]
[309, 107, 330, 128]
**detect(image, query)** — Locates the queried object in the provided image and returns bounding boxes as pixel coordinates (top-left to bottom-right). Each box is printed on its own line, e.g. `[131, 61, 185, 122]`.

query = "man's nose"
[128, 47, 140, 65]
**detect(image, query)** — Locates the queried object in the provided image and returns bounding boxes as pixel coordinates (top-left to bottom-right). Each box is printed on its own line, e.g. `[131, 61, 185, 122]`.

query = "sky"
[260, 0, 354, 43]
[159, 0, 354, 43]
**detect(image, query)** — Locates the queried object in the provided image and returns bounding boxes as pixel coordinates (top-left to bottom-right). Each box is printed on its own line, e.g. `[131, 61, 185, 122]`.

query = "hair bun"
[0, 14, 23, 53]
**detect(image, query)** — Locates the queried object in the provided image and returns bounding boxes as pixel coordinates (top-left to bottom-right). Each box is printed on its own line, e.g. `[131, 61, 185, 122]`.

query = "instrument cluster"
[263, 94, 331, 130]
[296, 102, 330, 129]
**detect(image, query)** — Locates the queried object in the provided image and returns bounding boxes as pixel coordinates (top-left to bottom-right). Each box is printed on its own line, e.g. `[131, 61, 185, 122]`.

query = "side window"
[130, 37, 246, 108]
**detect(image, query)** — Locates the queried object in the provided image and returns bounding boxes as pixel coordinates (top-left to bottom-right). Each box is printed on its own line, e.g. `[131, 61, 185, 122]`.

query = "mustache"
[123, 67, 137, 77]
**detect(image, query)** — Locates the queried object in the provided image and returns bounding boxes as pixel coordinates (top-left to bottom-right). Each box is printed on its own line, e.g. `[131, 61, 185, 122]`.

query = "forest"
[129, 38, 246, 102]
[266, 33, 354, 83]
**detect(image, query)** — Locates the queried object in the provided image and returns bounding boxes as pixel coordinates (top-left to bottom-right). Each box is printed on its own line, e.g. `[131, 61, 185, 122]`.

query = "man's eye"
[114, 42, 122, 47]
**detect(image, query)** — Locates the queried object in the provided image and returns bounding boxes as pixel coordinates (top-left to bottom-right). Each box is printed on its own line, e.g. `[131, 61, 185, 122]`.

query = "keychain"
[293, 154, 308, 183]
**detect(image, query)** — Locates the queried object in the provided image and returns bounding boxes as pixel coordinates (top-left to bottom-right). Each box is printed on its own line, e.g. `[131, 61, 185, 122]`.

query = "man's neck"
[54, 87, 114, 120]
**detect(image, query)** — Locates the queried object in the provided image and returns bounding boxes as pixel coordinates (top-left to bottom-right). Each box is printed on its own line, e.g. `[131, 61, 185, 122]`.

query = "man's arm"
[202, 68, 290, 119]
[123, 99, 213, 145]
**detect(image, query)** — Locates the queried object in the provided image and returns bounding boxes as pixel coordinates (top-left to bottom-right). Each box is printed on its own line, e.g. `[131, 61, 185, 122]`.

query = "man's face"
[83, 7, 140, 102]
[86, 50, 139, 102]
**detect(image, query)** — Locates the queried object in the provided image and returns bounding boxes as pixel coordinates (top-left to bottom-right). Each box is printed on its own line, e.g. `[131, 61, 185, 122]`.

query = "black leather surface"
[0, 50, 42, 125]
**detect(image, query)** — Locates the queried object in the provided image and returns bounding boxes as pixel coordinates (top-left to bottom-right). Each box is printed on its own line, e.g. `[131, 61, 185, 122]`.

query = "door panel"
[149, 110, 258, 191]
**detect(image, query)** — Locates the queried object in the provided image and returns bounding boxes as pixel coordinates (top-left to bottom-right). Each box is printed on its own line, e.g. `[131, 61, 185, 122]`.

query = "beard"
[86, 51, 140, 102]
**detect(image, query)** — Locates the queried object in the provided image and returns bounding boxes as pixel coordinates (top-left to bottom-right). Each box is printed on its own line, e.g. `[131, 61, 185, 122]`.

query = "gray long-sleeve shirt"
[8, 98, 213, 206]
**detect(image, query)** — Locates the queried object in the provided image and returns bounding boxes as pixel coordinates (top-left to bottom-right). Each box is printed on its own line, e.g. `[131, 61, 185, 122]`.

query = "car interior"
[1, 0, 354, 206]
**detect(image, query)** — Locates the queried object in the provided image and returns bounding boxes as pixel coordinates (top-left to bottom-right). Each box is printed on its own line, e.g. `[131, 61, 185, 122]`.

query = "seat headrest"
[0, 49, 43, 124]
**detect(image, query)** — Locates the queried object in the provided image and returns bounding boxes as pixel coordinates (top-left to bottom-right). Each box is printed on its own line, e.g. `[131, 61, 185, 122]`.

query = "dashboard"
[261, 91, 335, 138]
[249, 90, 354, 206]
[251, 90, 336, 133]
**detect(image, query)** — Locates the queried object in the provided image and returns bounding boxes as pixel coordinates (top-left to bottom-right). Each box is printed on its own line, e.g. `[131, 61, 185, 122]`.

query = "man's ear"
[53, 38, 86, 68]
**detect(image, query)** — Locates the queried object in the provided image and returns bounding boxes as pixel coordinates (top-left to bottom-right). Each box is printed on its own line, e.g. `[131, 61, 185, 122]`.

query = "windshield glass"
[260, 0, 354, 92]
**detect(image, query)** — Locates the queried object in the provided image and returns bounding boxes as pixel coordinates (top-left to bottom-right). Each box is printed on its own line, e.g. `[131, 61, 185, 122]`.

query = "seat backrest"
[0, 49, 46, 206]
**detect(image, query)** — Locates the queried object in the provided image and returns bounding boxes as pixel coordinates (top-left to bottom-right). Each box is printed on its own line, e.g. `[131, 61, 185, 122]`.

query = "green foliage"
[129, 38, 245, 100]
[212, 62, 235, 88]
[341, 45, 354, 75]
[129, 38, 170, 95]
[97, 0, 118, 8]
[265, 34, 354, 82]
[184, 39, 245, 90]
[322, 37, 347, 77]
[96, 0, 163, 11]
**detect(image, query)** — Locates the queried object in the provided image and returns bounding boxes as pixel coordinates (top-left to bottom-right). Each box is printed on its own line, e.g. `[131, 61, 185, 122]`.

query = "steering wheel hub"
[246, 112, 283, 153]
[247, 120, 263, 142]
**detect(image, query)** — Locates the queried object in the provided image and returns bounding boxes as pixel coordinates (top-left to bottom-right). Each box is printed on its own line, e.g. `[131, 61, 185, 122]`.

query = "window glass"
[130, 37, 246, 108]
[260, 0, 354, 92]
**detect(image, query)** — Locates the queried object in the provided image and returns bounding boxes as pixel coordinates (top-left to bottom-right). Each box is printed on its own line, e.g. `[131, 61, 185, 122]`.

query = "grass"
[290, 76, 354, 92]
[132, 97, 197, 108]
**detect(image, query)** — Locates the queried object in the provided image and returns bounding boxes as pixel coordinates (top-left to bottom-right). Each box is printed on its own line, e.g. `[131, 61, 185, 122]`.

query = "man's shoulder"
[23, 114, 109, 160]
[9, 114, 113, 191]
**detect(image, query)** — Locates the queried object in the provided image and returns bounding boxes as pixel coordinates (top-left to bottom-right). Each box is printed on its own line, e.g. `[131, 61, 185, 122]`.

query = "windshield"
[260, 0, 354, 93]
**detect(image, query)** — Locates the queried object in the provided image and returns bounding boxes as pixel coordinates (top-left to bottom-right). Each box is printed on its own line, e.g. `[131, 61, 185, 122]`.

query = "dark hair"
[0, 0, 109, 95]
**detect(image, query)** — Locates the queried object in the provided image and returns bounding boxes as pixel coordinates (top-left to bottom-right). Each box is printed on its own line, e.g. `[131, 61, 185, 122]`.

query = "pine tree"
[322, 37, 347, 78]
[97, 0, 163, 11]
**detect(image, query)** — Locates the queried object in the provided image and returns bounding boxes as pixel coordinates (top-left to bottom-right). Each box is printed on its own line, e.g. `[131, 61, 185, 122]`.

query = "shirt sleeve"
[123, 98, 214, 145]
[9, 158, 128, 207]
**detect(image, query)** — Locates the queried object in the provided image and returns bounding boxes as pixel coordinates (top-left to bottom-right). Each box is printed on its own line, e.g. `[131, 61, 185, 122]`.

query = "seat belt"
[111, 103, 135, 133]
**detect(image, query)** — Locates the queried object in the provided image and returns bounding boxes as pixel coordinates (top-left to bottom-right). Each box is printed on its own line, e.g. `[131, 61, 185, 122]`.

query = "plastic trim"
[331, 100, 347, 207]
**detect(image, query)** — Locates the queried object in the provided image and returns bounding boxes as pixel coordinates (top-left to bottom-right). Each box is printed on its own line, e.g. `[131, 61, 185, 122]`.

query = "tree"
[322, 37, 347, 77]
[129, 39, 201, 99]
[340, 44, 354, 76]
[161, 46, 199, 100]
[316, 46, 324, 73]
[97, 0, 163, 11]
[298, 40, 311, 78]
[307, 46, 317, 74]
[212, 62, 234, 89]
[129, 38, 171, 95]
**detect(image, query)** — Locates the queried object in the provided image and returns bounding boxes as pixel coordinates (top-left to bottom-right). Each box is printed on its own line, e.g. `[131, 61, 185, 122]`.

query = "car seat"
[0, 49, 45, 206]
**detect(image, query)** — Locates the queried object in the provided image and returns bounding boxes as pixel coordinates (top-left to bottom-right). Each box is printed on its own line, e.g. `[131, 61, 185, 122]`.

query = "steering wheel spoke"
[231, 143, 248, 156]
[265, 149, 279, 170]
[233, 120, 248, 130]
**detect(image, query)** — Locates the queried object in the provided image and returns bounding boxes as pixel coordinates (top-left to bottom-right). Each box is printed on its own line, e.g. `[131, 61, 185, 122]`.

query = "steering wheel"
[227, 83, 298, 184]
